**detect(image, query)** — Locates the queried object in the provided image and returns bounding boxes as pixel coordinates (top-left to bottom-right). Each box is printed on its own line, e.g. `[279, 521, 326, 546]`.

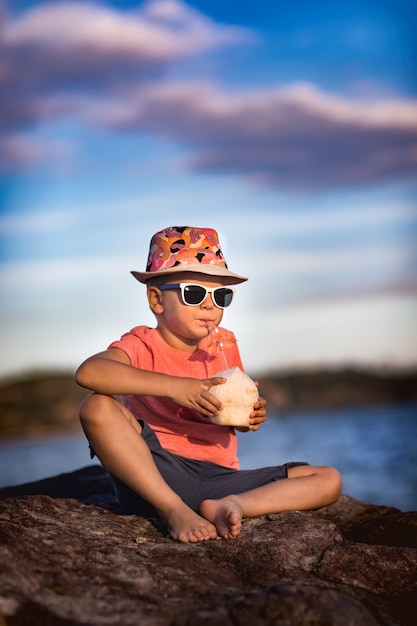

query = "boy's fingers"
[207, 377, 226, 388]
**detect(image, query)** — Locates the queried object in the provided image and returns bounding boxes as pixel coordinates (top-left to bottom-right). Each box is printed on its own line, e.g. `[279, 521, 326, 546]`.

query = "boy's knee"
[79, 393, 139, 433]
[325, 466, 343, 503]
[79, 393, 113, 426]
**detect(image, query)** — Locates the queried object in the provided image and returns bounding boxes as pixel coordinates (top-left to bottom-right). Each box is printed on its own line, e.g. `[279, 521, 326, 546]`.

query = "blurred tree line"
[1, 368, 416, 438]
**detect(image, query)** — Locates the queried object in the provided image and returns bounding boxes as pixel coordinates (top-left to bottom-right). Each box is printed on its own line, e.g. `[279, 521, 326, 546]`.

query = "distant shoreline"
[255, 365, 417, 411]
[1, 367, 416, 439]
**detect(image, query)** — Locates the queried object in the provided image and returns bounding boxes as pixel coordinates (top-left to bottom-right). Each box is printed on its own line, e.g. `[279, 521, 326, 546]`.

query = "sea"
[1, 403, 416, 512]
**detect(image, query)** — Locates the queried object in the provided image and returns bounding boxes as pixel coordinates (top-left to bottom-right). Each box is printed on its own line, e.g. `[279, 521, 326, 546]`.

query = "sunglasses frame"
[158, 283, 235, 309]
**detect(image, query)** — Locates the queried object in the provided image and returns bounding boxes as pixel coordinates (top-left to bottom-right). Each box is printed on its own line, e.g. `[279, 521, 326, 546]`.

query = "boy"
[76, 226, 342, 543]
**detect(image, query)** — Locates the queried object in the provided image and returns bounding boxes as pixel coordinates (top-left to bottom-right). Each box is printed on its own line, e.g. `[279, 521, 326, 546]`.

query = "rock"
[0, 466, 416, 625]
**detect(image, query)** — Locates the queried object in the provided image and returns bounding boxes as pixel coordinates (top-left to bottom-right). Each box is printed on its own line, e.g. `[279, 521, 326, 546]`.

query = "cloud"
[0, 205, 78, 236]
[0, 133, 74, 173]
[1, 2, 416, 190]
[73, 80, 417, 189]
[3, 0, 246, 73]
[0, 0, 249, 129]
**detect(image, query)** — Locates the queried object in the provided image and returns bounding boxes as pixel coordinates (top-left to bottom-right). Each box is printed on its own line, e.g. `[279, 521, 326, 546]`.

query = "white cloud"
[237, 294, 417, 373]
[2, 2, 416, 189]
[258, 245, 413, 275]
[4, 0, 248, 59]
[0, 133, 73, 172]
[40, 80, 417, 190]
[0, 209, 77, 236]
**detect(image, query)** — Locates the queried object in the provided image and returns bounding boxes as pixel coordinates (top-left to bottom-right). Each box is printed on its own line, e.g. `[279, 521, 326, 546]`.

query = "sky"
[0, 0, 416, 379]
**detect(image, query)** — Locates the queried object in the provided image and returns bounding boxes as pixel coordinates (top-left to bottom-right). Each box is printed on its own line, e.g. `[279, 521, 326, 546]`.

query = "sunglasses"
[158, 283, 235, 309]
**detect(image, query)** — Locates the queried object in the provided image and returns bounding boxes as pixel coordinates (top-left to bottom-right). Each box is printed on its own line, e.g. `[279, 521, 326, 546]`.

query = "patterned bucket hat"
[131, 226, 247, 284]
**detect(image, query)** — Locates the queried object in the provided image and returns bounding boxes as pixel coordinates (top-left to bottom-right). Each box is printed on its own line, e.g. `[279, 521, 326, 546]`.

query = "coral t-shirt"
[108, 326, 244, 469]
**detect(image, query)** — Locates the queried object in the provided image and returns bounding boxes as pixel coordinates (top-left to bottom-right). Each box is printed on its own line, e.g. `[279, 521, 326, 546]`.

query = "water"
[237, 403, 417, 512]
[1, 404, 416, 512]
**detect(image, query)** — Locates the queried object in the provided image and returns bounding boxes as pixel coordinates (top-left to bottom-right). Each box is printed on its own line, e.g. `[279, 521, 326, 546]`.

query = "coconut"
[209, 367, 259, 427]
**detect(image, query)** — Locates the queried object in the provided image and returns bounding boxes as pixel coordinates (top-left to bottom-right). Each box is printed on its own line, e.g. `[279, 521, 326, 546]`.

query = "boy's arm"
[75, 348, 226, 417]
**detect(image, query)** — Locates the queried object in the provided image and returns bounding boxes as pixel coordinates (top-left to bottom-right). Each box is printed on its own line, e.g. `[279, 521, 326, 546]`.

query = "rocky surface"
[0, 466, 416, 625]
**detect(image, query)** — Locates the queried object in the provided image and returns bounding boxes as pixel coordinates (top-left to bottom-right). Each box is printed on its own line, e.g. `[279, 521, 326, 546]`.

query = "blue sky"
[0, 0, 416, 378]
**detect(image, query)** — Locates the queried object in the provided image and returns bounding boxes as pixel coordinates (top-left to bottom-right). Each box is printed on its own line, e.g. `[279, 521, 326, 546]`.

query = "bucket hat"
[131, 226, 247, 285]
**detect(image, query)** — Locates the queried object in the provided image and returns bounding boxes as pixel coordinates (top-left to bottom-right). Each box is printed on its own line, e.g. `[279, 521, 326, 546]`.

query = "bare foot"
[199, 497, 243, 539]
[164, 505, 218, 543]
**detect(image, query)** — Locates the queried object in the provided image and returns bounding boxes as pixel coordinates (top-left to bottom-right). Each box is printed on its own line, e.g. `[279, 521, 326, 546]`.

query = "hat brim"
[131, 264, 247, 285]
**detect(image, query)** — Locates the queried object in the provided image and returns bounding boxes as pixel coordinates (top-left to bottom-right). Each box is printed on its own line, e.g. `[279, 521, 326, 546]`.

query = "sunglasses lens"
[213, 288, 234, 308]
[181, 284, 234, 308]
[183, 285, 207, 305]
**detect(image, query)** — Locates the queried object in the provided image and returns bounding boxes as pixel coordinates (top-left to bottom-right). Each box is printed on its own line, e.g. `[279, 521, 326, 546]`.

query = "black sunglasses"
[158, 283, 235, 309]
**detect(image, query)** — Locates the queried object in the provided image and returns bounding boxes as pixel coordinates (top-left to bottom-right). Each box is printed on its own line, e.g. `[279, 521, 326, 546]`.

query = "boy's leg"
[200, 464, 342, 539]
[79, 393, 218, 543]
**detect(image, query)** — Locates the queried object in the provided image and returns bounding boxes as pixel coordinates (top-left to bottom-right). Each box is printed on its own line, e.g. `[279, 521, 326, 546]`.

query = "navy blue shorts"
[109, 421, 308, 518]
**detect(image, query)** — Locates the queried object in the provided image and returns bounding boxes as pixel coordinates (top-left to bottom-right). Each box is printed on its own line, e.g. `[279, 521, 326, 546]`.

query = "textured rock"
[0, 466, 416, 625]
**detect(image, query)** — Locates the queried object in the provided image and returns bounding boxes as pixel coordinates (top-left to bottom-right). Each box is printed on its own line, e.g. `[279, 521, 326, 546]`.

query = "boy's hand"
[169, 376, 226, 417]
[248, 395, 267, 431]
[242, 380, 266, 432]
[169, 376, 267, 428]
[235, 382, 267, 432]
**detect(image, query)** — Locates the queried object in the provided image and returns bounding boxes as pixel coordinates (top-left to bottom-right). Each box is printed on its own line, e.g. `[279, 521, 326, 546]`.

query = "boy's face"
[147, 273, 232, 352]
